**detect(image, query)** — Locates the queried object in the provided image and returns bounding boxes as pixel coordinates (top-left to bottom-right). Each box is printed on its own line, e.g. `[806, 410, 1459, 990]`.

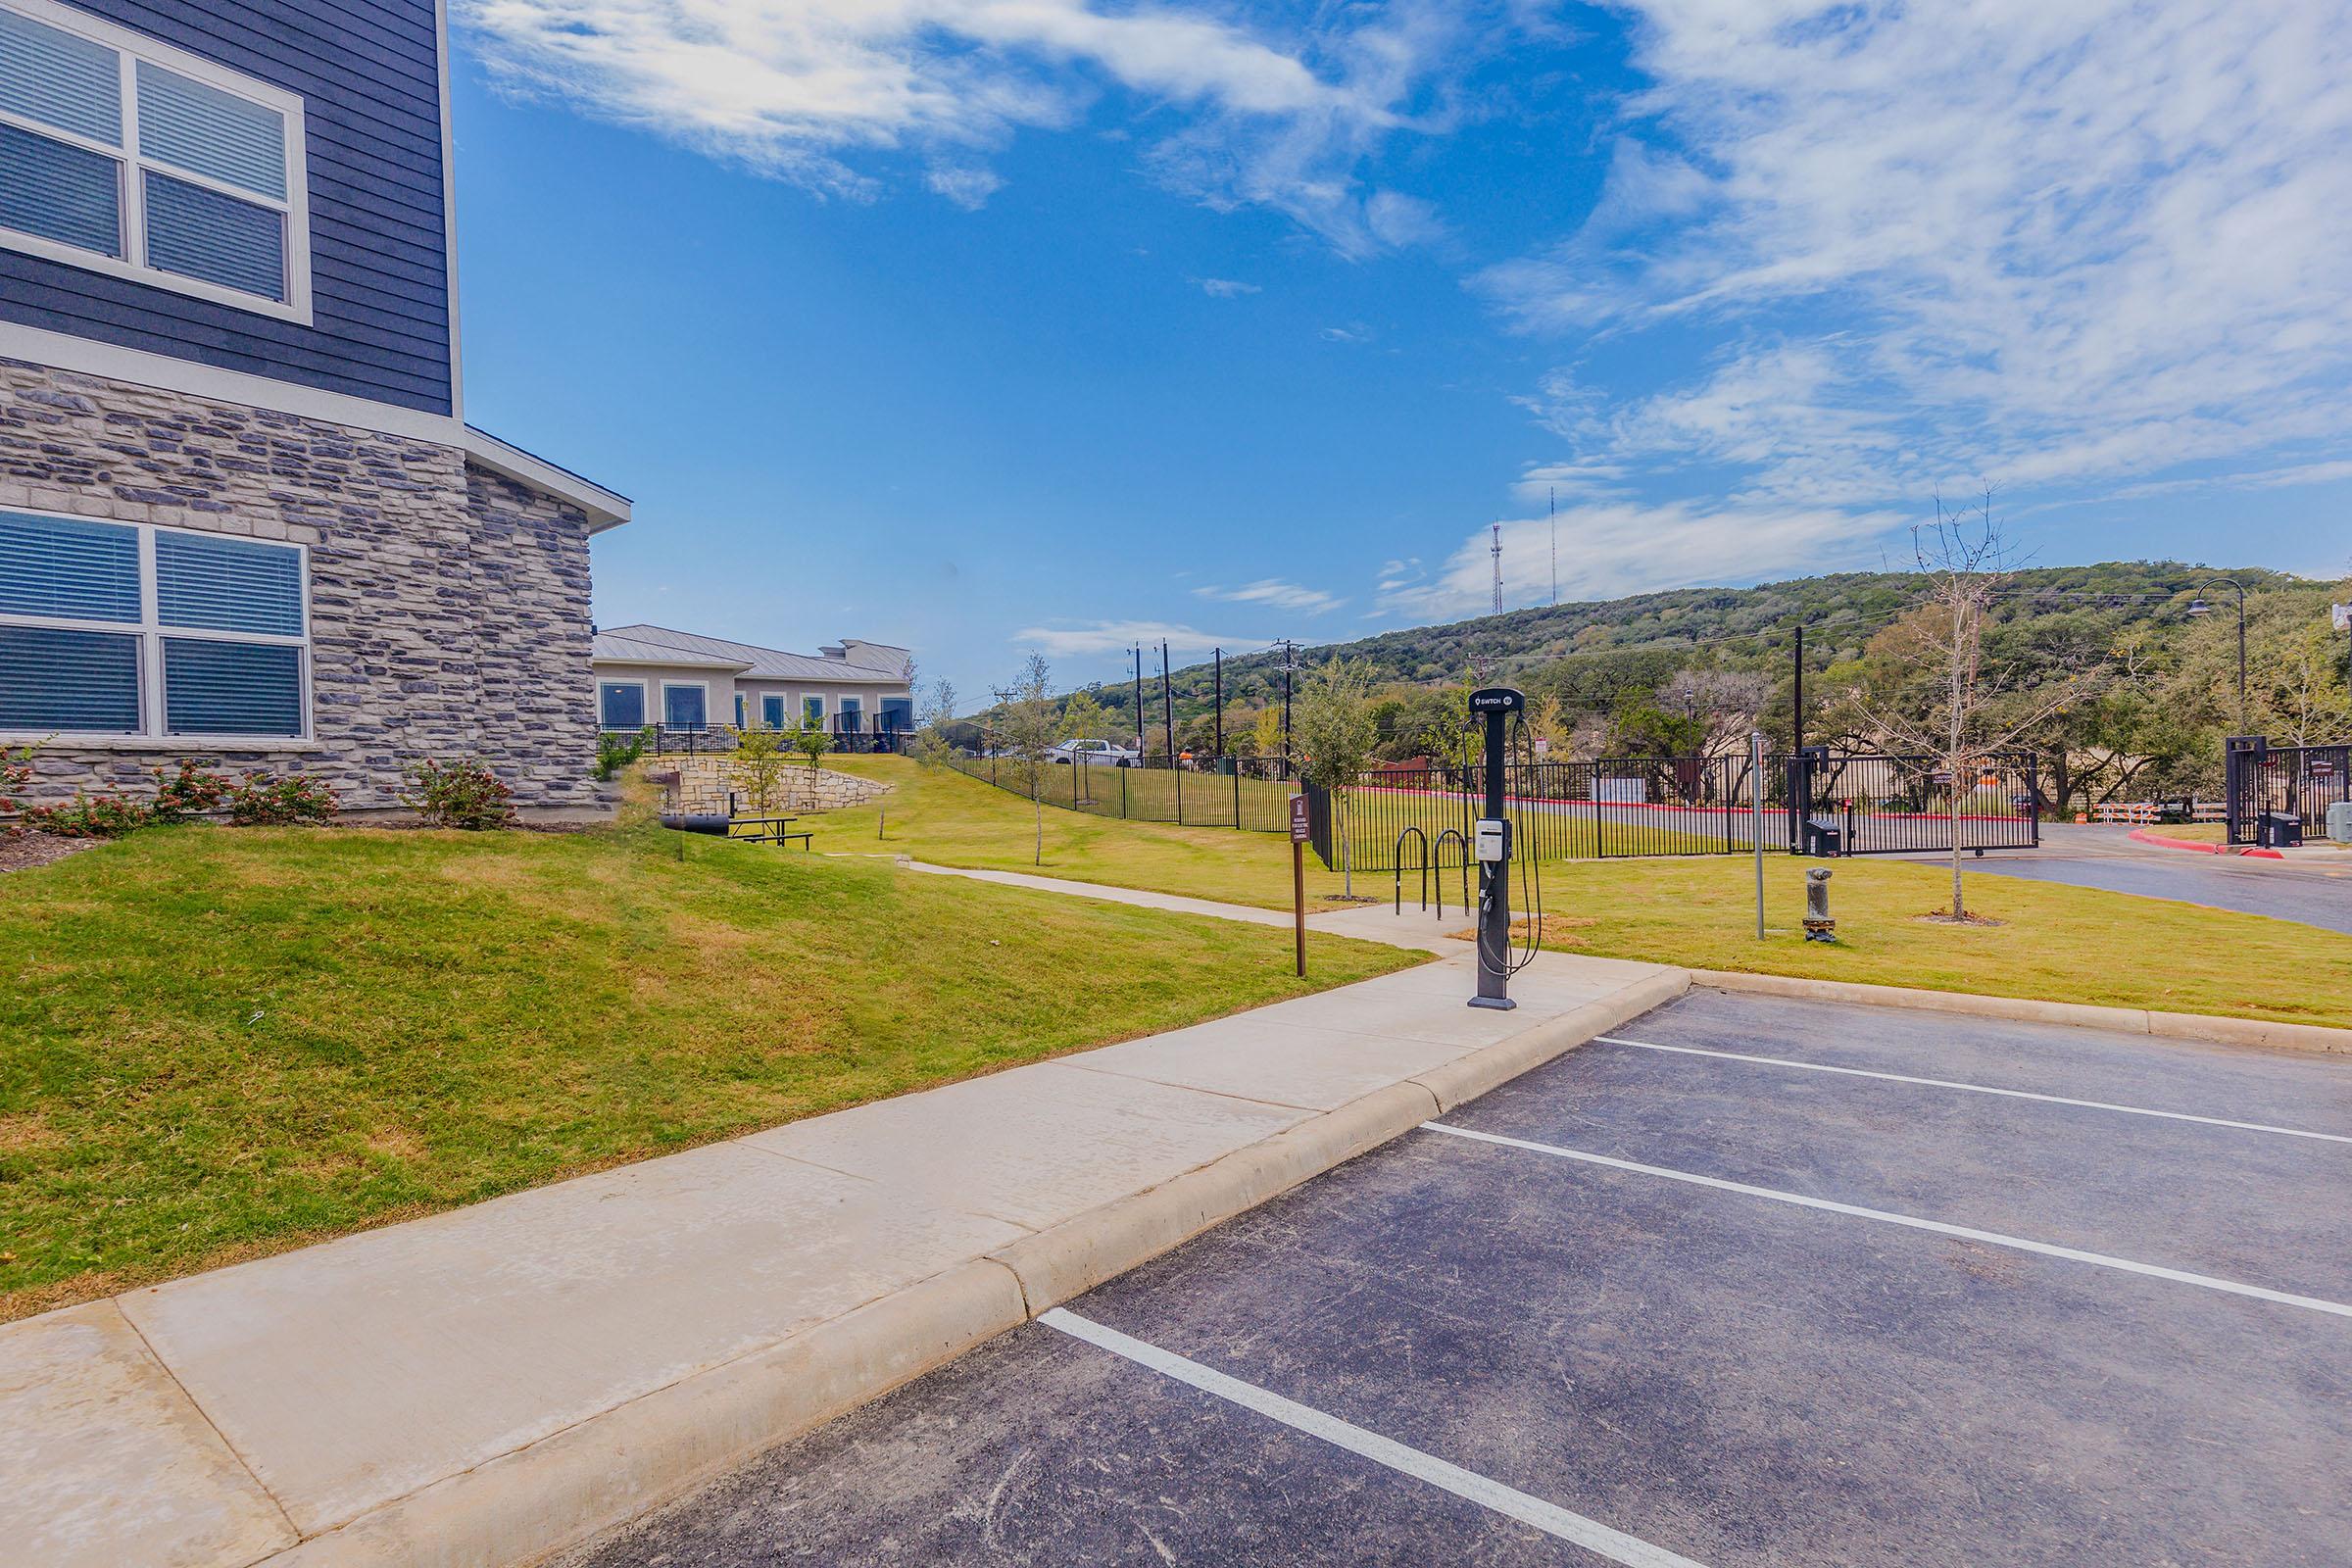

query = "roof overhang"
[463, 426, 632, 532]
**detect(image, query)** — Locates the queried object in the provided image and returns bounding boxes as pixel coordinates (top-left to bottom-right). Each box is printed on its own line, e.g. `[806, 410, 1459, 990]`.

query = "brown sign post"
[1289, 792, 1311, 977]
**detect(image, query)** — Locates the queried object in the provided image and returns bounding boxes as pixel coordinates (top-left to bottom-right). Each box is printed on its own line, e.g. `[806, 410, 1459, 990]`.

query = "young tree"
[994, 651, 1059, 865]
[1250, 705, 1283, 760]
[790, 713, 833, 780]
[1291, 657, 1379, 895]
[1854, 490, 2095, 922]
[1059, 688, 1112, 743]
[731, 721, 789, 812]
[906, 678, 961, 770]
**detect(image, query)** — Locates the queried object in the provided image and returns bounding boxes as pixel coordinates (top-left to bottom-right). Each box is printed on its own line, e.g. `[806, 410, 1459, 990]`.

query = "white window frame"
[660, 680, 710, 729]
[596, 678, 647, 730]
[759, 692, 786, 731]
[0, 509, 313, 744]
[801, 693, 827, 727]
[0, 0, 313, 322]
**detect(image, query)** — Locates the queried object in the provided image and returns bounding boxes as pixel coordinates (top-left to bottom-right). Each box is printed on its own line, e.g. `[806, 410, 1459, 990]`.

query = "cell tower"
[1491, 522, 1503, 616]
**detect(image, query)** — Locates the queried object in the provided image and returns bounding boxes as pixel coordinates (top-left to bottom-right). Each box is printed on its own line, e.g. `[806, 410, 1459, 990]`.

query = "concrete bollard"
[1803, 866, 1838, 943]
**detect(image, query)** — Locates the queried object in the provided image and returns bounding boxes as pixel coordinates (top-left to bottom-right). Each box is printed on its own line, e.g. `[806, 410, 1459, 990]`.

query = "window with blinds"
[0, 0, 307, 317]
[0, 509, 310, 740]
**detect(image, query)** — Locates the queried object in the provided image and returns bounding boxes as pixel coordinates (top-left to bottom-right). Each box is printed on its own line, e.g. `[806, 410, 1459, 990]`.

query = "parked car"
[1050, 738, 1140, 766]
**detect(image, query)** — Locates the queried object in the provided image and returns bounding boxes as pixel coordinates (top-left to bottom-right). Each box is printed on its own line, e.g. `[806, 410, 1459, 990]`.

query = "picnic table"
[726, 814, 811, 850]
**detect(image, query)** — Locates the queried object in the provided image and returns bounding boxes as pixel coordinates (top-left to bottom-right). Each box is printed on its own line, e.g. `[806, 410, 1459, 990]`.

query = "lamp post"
[2186, 577, 2247, 730]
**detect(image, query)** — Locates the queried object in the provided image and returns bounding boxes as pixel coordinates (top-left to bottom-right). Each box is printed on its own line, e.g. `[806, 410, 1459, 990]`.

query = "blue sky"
[446, 1, 2352, 706]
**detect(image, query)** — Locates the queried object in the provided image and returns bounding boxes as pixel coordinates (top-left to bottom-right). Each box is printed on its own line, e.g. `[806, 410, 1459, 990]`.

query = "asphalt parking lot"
[1921, 824, 2352, 934]
[568, 991, 2352, 1567]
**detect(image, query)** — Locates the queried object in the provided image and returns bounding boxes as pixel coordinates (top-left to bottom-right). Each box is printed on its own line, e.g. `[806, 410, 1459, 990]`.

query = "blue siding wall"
[0, 0, 453, 415]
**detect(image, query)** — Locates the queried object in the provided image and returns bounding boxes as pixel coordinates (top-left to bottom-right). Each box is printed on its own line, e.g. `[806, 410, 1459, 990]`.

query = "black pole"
[1213, 648, 1224, 759]
[1161, 642, 1175, 760]
[1792, 623, 1805, 752]
[1133, 645, 1146, 756]
[1281, 642, 1295, 775]
[2235, 586, 2247, 730]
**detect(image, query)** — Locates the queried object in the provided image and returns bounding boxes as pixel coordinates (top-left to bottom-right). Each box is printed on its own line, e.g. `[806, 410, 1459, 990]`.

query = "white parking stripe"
[1592, 1036, 2352, 1146]
[1419, 1122, 2352, 1321]
[1041, 1307, 1709, 1568]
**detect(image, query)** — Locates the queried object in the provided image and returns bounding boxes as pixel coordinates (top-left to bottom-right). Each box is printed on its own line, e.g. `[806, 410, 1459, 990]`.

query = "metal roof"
[592, 624, 911, 683]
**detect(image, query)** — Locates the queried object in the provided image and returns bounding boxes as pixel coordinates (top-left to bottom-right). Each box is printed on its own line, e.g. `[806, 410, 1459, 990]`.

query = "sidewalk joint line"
[1418, 1122, 2352, 1320]
[111, 1299, 305, 1543]
[1040, 1307, 1708, 1568]
[1591, 1036, 2352, 1144]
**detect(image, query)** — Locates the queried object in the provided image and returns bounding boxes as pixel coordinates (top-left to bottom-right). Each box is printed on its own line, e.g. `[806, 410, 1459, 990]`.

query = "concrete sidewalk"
[3, 944, 1684, 1568]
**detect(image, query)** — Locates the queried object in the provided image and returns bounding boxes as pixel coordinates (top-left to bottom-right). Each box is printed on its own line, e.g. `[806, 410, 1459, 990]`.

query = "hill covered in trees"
[1031, 560, 2347, 811]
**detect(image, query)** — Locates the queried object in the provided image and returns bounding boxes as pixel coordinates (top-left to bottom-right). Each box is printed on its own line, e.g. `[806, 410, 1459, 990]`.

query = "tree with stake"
[731, 721, 789, 813]
[1853, 489, 2094, 923]
[996, 651, 1058, 866]
[907, 678, 960, 771]
[790, 714, 832, 793]
[1292, 657, 1379, 897]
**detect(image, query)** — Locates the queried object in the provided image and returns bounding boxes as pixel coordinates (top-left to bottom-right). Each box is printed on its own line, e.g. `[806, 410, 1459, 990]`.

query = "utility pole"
[1132, 645, 1146, 755]
[1212, 647, 1224, 759]
[1280, 639, 1297, 775]
[1160, 641, 1175, 760]
[1549, 486, 1558, 607]
[1491, 522, 1503, 617]
[1792, 624, 1805, 752]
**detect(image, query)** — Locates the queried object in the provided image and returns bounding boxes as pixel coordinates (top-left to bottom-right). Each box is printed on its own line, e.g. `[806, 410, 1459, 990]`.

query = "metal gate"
[2227, 736, 2351, 846]
[1786, 751, 2040, 856]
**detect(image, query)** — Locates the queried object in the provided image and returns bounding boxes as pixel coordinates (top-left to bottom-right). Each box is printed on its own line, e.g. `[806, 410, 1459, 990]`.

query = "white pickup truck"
[1049, 738, 1141, 766]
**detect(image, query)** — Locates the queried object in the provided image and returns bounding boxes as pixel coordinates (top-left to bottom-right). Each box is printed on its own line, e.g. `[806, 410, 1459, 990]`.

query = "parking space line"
[1041, 1307, 1708, 1568]
[1592, 1036, 2352, 1146]
[1420, 1122, 2352, 1321]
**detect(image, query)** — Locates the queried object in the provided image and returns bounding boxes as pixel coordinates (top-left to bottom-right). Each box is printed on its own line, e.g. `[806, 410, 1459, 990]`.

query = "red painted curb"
[2128, 827, 2284, 859]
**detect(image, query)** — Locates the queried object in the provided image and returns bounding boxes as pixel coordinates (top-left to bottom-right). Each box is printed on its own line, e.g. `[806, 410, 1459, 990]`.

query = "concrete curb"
[1688, 968, 2352, 1056]
[259, 1260, 1028, 1568]
[243, 967, 1683, 1568]
[2127, 826, 2283, 859]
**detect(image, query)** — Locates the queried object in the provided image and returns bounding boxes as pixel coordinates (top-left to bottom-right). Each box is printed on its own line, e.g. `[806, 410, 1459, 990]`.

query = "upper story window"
[0, 0, 310, 321]
[0, 509, 311, 742]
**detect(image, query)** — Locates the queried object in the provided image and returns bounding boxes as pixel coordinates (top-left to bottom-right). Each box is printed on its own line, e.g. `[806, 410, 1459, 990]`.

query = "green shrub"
[594, 725, 655, 781]
[402, 758, 515, 830]
[0, 742, 33, 842]
[229, 771, 339, 826]
[149, 760, 233, 824]
[24, 791, 150, 840]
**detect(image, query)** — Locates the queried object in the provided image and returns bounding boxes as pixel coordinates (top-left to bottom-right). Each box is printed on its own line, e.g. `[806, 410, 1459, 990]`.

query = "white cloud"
[458, 0, 1500, 249]
[924, 165, 1005, 210]
[1379, 502, 1897, 621]
[1195, 277, 1261, 298]
[1477, 1, 2352, 506]
[1012, 619, 1267, 658]
[1193, 578, 1345, 613]
[1320, 323, 1372, 343]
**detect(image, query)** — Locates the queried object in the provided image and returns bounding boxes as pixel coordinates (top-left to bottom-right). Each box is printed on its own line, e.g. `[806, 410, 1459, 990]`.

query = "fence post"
[1121, 763, 1129, 817]
[1233, 766, 1242, 827]
[1750, 732, 1767, 940]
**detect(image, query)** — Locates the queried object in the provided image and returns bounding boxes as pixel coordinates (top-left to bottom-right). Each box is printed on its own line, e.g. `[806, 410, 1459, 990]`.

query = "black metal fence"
[1787, 751, 2040, 857]
[950, 754, 1299, 832]
[1311, 752, 2039, 873]
[2227, 736, 2350, 846]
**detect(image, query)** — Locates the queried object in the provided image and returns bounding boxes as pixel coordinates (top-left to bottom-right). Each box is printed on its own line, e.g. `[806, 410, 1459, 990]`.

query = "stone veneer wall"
[648, 756, 891, 815]
[1, 357, 608, 817]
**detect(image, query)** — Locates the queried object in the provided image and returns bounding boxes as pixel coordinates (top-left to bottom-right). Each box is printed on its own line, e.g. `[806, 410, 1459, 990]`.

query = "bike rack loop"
[1394, 825, 1431, 915]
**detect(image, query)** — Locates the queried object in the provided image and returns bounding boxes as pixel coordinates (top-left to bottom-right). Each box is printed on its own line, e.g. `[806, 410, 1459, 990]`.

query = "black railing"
[1312, 752, 2039, 873]
[1786, 751, 2039, 857]
[950, 754, 1300, 832]
[2227, 736, 2349, 846]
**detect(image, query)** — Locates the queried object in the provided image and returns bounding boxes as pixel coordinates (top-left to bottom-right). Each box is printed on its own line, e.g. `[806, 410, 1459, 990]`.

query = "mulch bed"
[0, 834, 98, 875]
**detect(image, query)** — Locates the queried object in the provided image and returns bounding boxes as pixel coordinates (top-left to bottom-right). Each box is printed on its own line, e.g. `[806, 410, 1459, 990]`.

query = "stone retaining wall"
[650, 757, 890, 815]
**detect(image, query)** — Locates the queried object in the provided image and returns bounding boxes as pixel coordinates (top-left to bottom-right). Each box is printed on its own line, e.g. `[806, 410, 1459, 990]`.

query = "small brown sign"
[1289, 793, 1311, 844]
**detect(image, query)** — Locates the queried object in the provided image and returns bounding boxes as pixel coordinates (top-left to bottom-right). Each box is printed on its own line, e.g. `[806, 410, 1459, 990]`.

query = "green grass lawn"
[1513, 855, 2352, 1029]
[826, 757, 2350, 1029]
[0, 798, 1412, 1320]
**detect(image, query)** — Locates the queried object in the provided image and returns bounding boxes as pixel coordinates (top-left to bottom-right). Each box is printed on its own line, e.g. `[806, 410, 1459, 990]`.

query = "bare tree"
[1855, 489, 2093, 922]
[1660, 669, 1773, 758]
[994, 651, 1058, 865]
